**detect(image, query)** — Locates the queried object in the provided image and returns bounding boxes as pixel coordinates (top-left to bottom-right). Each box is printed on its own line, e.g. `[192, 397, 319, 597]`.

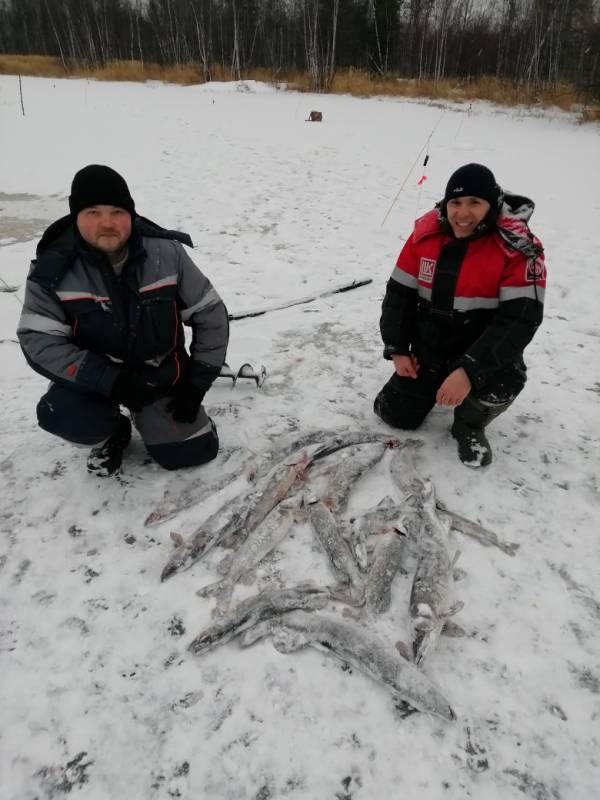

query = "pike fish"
[389, 447, 518, 555]
[160, 494, 248, 582]
[240, 610, 455, 721]
[308, 500, 364, 605]
[437, 505, 520, 556]
[322, 442, 387, 513]
[148, 429, 343, 529]
[145, 447, 255, 527]
[197, 499, 300, 607]
[408, 484, 460, 666]
[310, 432, 422, 465]
[161, 448, 312, 581]
[162, 433, 420, 582]
[187, 584, 329, 655]
[365, 526, 411, 614]
[350, 498, 420, 569]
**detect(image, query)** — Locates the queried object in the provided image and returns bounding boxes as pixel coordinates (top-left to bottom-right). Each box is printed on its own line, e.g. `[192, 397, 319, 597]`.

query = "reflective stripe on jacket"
[17, 216, 229, 397]
[380, 198, 546, 391]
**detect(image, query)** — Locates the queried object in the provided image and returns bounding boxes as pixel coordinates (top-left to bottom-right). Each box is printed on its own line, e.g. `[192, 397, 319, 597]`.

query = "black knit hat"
[69, 165, 135, 218]
[444, 163, 500, 207]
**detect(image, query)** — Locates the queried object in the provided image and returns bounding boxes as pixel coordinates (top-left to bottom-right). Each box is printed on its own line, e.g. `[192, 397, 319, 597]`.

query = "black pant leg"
[374, 360, 446, 430]
[37, 384, 119, 446]
[475, 359, 527, 405]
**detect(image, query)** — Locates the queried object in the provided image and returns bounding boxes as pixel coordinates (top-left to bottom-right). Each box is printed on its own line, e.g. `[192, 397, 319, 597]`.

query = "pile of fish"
[155, 429, 519, 722]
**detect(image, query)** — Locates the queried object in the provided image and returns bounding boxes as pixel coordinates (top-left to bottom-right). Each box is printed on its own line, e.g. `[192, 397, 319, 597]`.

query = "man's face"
[77, 205, 132, 254]
[446, 196, 491, 238]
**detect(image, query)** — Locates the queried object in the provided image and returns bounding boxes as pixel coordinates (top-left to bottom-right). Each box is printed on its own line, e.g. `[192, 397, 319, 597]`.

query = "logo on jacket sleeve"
[525, 257, 546, 282]
[418, 258, 436, 283]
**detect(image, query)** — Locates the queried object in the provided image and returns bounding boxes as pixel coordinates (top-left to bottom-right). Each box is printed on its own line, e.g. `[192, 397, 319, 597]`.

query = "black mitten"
[111, 372, 155, 412]
[166, 381, 206, 423]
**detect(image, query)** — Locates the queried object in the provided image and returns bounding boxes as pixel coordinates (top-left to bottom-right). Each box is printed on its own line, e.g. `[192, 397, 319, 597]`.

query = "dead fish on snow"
[308, 500, 364, 606]
[408, 483, 462, 665]
[390, 448, 518, 556]
[322, 442, 387, 513]
[436, 504, 519, 556]
[161, 494, 249, 581]
[160, 487, 258, 582]
[162, 434, 420, 582]
[349, 498, 421, 570]
[161, 448, 313, 581]
[365, 520, 413, 614]
[197, 498, 301, 608]
[240, 610, 455, 721]
[147, 429, 343, 528]
[145, 447, 255, 527]
[187, 584, 329, 655]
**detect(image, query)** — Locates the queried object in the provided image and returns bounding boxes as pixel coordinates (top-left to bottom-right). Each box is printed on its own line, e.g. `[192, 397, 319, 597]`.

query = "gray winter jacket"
[17, 216, 229, 398]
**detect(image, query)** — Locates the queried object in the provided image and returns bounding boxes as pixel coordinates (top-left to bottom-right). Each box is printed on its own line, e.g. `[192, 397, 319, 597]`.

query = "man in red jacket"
[375, 163, 546, 467]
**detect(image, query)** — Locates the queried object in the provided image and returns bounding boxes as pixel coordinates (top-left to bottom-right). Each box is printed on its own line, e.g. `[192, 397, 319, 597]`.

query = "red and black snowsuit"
[376, 193, 546, 429]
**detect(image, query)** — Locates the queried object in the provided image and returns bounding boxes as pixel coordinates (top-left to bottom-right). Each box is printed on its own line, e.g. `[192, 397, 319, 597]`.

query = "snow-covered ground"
[1, 75, 599, 800]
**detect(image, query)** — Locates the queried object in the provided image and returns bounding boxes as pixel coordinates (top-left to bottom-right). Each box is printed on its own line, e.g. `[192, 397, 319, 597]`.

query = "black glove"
[166, 381, 206, 424]
[111, 372, 155, 412]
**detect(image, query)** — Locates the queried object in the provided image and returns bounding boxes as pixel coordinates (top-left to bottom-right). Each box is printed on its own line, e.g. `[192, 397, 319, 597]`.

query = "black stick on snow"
[228, 278, 373, 321]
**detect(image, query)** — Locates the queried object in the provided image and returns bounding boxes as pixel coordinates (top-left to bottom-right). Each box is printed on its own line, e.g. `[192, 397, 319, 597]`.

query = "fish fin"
[393, 699, 419, 719]
[216, 553, 233, 576]
[442, 620, 467, 638]
[395, 640, 412, 660]
[443, 600, 464, 617]
[169, 531, 185, 548]
[238, 621, 273, 648]
[329, 583, 364, 607]
[378, 495, 396, 508]
[197, 579, 232, 604]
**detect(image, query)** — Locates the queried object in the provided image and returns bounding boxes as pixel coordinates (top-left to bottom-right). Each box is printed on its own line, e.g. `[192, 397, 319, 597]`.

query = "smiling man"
[374, 163, 547, 467]
[17, 165, 229, 476]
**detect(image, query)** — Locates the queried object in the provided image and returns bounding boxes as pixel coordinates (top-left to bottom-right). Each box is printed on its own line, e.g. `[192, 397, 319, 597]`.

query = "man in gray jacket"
[17, 165, 229, 476]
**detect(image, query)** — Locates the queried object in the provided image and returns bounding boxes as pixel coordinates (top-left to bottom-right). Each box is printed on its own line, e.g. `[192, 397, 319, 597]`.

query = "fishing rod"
[227, 277, 372, 321]
[380, 110, 445, 228]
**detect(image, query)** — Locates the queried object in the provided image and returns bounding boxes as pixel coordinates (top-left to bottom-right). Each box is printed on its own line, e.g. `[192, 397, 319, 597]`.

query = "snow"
[1, 74, 599, 799]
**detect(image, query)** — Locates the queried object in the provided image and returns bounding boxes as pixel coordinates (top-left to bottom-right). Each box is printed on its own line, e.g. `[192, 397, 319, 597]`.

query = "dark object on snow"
[87, 414, 132, 477]
[451, 396, 512, 468]
[307, 110, 323, 122]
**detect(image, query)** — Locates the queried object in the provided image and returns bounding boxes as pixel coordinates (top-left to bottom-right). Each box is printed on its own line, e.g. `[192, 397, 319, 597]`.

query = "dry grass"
[1, 54, 597, 121]
[94, 60, 200, 84]
[0, 54, 71, 78]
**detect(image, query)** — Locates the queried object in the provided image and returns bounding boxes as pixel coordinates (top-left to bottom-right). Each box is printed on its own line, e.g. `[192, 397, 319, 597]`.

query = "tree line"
[1, 0, 598, 96]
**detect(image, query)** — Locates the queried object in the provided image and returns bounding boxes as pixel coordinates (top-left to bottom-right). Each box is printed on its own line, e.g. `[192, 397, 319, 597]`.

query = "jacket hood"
[496, 193, 543, 259]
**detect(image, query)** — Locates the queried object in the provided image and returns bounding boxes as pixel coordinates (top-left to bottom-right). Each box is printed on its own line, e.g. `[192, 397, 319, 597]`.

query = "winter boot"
[451, 397, 512, 468]
[87, 414, 132, 477]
